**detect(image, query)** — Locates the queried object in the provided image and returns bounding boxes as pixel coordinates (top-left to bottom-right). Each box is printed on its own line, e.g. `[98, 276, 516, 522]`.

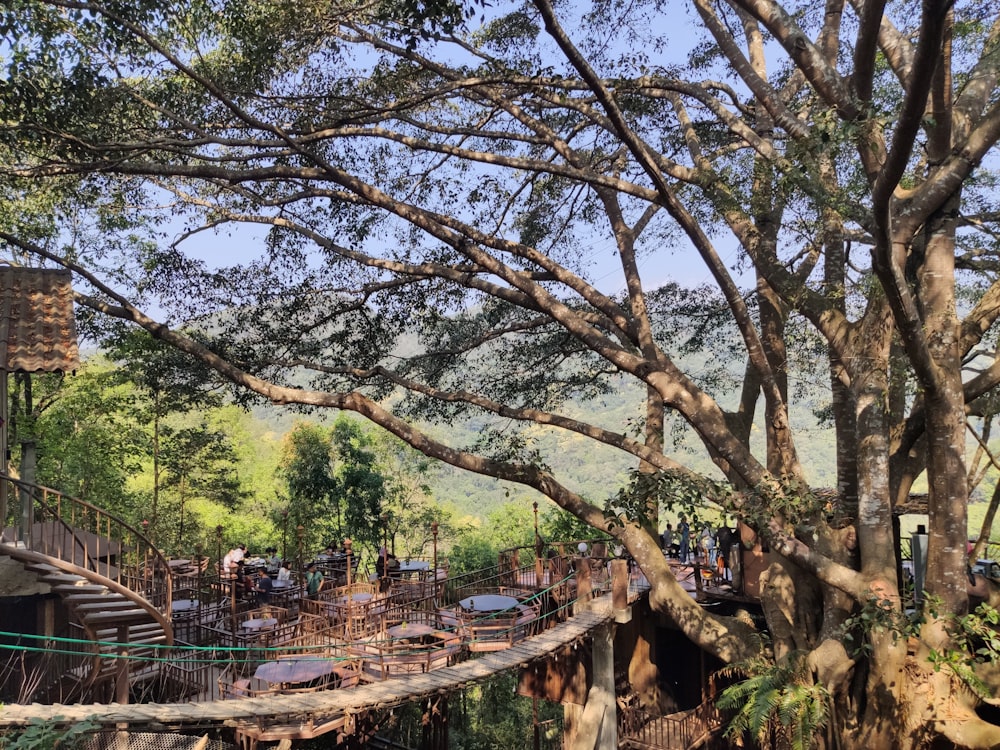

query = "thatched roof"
[0, 266, 79, 373]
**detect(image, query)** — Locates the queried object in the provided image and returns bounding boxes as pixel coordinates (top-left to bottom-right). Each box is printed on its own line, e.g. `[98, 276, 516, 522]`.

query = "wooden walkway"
[0, 598, 617, 731]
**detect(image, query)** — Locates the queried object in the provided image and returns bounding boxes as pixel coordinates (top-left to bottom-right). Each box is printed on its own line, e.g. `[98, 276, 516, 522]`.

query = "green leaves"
[927, 603, 1000, 698]
[0, 717, 99, 750]
[841, 592, 917, 657]
[718, 650, 830, 750]
[607, 467, 732, 538]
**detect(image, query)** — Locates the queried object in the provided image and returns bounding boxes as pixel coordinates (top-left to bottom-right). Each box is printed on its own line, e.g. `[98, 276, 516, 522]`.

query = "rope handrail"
[0, 569, 646, 669]
[0, 594, 626, 730]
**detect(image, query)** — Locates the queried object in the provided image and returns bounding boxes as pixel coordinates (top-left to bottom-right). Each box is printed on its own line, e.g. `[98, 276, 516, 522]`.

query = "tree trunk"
[850, 295, 907, 746]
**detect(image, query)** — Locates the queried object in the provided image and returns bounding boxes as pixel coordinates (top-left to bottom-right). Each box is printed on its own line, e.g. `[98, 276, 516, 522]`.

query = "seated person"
[254, 569, 273, 604]
[233, 560, 253, 597]
[265, 547, 281, 572]
[222, 543, 246, 576]
[375, 548, 400, 577]
[277, 560, 292, 582]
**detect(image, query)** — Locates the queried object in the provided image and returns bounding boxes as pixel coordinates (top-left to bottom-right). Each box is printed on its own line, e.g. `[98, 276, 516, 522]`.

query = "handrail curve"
[0, 474, 172, 612]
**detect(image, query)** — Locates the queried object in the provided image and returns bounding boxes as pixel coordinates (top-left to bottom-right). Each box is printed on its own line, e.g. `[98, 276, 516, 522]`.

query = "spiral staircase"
[0, 475, 173, 703]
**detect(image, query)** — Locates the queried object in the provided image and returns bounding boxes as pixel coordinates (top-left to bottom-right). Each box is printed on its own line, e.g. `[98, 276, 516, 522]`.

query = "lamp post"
[379, 511, 389, 583]
[431, 521, 439, 602]
[344, 537, 354, 635]
[533, 501, 543, 587]
[195, 542, 202, 605]
[281, 509, 289, 561]
[215, 525, 223, 573]
[296, 525, 305, 574]
[344, 538, 353, 589]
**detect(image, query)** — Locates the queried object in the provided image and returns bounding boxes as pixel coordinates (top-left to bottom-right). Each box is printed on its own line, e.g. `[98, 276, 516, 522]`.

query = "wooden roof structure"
[0, 266, 79, 374]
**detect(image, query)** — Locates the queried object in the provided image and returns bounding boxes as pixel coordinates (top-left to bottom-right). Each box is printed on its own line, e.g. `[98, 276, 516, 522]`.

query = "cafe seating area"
[217, 649, 361, 698]
[348, 615, 463, 681]
[153, 541, 618, 704]
[446, 593, 542, 653]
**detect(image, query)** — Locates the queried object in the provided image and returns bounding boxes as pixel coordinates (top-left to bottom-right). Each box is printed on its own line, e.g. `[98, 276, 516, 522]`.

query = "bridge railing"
[618, 697, 722, 749]
[0, 475, 171, 611]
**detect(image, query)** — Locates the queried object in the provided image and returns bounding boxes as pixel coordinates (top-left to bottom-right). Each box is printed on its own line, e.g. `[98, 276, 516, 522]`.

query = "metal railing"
[618, 699, 722, 749]
[0, 474, 171, 611]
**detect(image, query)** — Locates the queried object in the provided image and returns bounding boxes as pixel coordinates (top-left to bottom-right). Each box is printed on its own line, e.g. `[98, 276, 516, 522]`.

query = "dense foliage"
[6, 0, 1000, 746]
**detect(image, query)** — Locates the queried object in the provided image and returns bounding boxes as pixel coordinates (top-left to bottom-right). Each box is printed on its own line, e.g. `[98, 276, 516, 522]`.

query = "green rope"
[0, 575, 587, 664]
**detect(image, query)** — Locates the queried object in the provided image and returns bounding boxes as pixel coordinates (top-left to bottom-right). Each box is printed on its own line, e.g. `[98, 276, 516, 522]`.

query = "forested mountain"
[245, 361, 839, 519]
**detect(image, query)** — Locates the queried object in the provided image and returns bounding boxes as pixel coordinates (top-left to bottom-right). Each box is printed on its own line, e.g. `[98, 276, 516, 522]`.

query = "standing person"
[700, 523, 716, 564]
[716, 523, 735, 580]
[305, 562, 324, 599]
[678, 516, 691, 564]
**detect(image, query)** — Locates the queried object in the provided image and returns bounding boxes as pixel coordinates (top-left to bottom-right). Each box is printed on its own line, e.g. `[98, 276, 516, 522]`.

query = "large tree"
[4, 0, 1000, 746]
[105, 328, 228, 542]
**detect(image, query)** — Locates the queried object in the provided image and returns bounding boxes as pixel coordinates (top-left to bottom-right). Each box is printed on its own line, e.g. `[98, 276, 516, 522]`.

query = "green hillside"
[246, 370, 839, 521]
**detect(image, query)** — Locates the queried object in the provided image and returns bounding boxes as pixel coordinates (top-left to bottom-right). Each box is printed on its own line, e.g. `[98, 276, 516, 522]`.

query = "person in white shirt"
[277, 561, 291, 582]
[222, 543, 246, 575]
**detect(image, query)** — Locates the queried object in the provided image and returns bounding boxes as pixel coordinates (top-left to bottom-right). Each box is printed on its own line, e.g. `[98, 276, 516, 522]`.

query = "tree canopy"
[5, 0, 1000, 746]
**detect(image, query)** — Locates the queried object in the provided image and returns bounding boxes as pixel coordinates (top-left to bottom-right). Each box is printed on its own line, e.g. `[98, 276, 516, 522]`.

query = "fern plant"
[717, 649, 830, 750]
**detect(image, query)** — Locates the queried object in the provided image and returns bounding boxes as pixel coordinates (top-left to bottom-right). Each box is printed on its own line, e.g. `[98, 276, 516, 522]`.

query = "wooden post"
[344, 538, 353, 635]
[432, 521, 439, 602]
[115, 623, 130, 705]
[345, 538, 353, 589]
[296, 525, 305, 574]
[565, 623, 616, 750]
[611, 558, 628, 611]
[0, 370, 7, 531]
[574, 558, 592, 615]
[533, 502, 543, 588]
[195, 542, 203, 604]
[533, 696, 540, 750]
[215, 525, 223, 580]
[230, 568, 238, 639]
[281, 509, 289, 562]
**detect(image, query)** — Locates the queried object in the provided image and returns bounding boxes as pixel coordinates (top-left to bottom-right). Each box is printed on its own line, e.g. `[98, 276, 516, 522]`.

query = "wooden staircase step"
[96, 643, 167, 658]
[93, 634, 167, 649]
[83, 609, 153, 625]
[74, 601, 137, 613]
[24, 562, 61, 574]
[36, 573, 91, 584]
[94, 622, 166, 637]
[3, 523, 176, 703]
[61, 594, 127, 605]
[52, 584, 108, 594]
[97, 636, 167, 649]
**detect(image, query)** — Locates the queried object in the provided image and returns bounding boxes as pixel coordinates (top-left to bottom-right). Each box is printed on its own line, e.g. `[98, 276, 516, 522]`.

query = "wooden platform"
[0, 597, 619, 731]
